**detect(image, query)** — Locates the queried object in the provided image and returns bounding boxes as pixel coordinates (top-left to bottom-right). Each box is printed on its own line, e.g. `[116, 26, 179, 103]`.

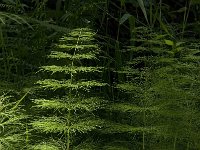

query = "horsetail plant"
[106, 27, 200, 150]
[0, 93, 27, 150]
[30, 28, 106, 150]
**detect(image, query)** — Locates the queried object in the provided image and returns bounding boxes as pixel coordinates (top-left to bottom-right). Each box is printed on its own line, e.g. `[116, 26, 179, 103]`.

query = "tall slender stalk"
[66, 111, 71, 150]
[66, 28, 82, 150]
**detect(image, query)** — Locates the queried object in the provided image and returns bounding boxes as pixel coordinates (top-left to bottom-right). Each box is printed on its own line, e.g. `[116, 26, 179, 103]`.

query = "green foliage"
[33, 97, 104, 111]
[30, 139, 64, 150]
[48, 51, 97, 60]
[0, 94, 27, 150]
[37, 79, 106, 91]
[30, 28, 106, 149]
[105, 26, 200, 149]
[1, 0, 200, 149]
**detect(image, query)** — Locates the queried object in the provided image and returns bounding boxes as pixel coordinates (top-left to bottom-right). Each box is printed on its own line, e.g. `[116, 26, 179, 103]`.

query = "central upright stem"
[66, 28, 82, 150]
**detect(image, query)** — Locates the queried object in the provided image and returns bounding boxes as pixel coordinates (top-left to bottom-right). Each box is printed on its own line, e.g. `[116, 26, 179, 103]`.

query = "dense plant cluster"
[0, 0, 200, 149]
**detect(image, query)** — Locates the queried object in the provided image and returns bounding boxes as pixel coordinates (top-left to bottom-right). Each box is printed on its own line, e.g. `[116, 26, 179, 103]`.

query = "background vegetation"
[0, 0, 200, 149]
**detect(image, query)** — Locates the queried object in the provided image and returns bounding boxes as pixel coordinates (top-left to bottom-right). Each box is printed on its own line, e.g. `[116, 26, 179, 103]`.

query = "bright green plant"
[30, 28, 106, 150]
[0, 93, 27, 150]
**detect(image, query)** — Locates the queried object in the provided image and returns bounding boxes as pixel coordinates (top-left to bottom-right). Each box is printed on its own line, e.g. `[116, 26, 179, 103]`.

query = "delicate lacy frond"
[40, 66, 103, 74]
[37, 79, 106, 90]
[31, 117, 66, 133]
[31, 117, 103, 134]
[48, 51, 98, 60]
[60, 36, 95, 42]
[32, 144, 60, 150]
[34, 97, 104, 111]
[57, 44, 99, 50]
[69, 28, 95, 37]
[70, 119, 103, 133]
